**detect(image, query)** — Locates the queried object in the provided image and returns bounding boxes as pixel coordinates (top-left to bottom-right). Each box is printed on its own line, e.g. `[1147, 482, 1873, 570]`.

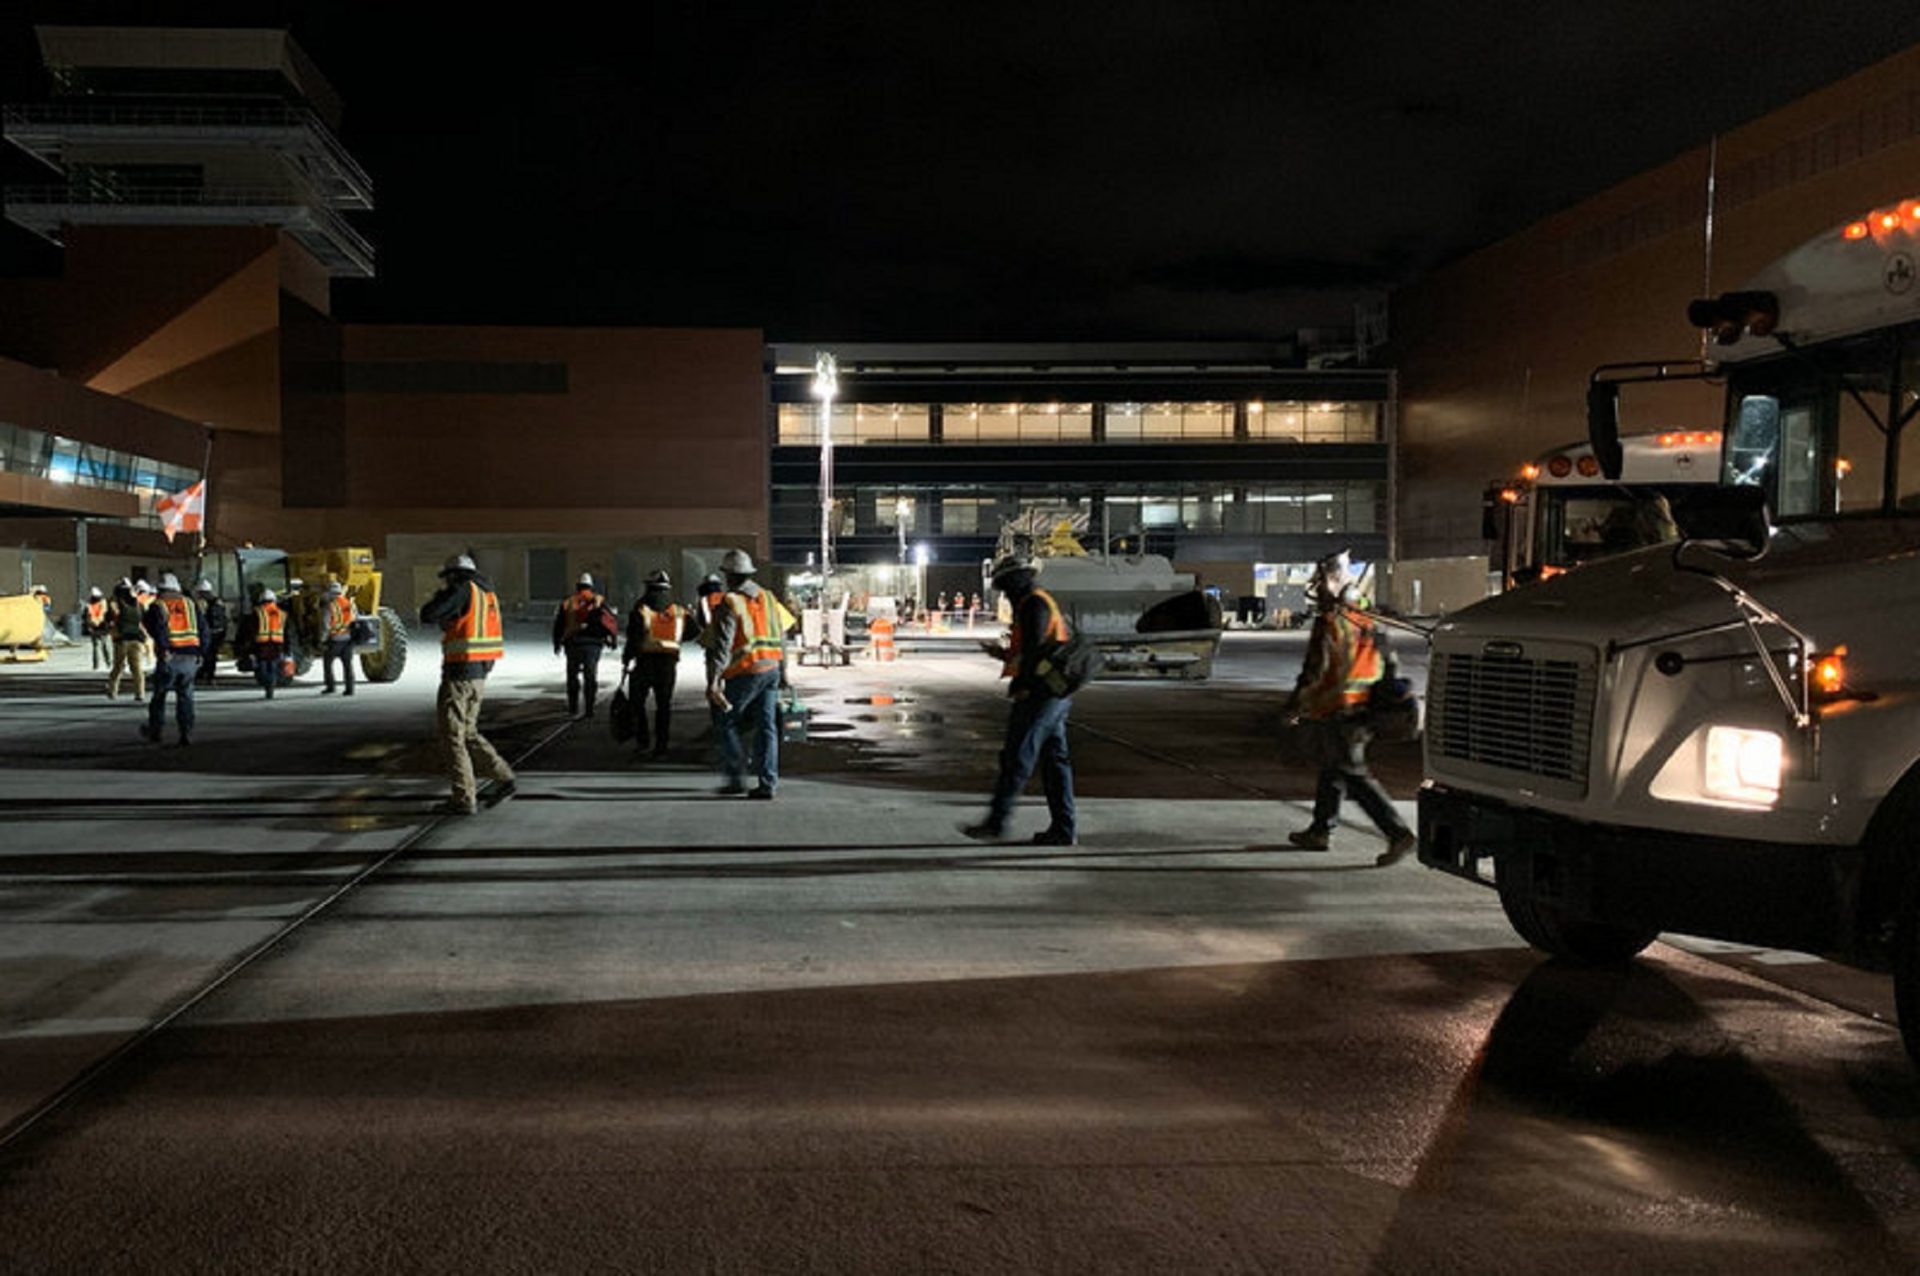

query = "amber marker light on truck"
[1812, 647, 1849, 699]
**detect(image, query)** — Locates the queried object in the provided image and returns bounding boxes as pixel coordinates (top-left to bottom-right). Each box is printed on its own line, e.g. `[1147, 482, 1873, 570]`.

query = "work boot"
[138, 723, 159, 744]
[437, 799, 478, 817]
[177, 733, 191, 748]
[343, 688, 354, 697]
[1287, 826, 1332, 851]
[716, 781, 748, 797]
[748, 786, 775, 801]
[321, 686, 335, 695]
[483, 779, 518, 809]
[1375, 830, 1418, 868]
[1030, 827, 1076, 847]
[960, 821, 1006, 842]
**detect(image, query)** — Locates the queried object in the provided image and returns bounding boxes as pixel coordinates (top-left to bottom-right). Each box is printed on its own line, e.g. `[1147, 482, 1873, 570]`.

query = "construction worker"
[623, 568, 691, 759]
[421, 553, 516, 815]
[195, 580, 228, 686]
[1282, 550, 1415, 865]
[139, 573, 202, 746]
[553, 571, 616, 718]
[963, 554, 1078, 846]
[705, 549, 787, 798]
[320, 581, 358, 696]
[106, 579, 149, 701]
[82, 586, 110, 669]
[242, 589, 288, 699]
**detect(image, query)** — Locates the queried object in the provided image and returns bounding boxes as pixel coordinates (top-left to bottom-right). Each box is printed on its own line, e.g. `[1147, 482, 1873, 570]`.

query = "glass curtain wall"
[0, 421, 198, 526]
[778, 400, 1381, 444]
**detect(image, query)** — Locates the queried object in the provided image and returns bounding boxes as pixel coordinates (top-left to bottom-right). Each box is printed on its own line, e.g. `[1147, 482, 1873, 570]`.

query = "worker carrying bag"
[608, 685, 635, 743]
[1364, 655, 1422, 744]
[1035, 629, 1105, 698]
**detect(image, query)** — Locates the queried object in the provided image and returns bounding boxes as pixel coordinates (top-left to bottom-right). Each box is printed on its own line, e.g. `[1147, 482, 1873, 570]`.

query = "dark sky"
[10, 3, 1920, 340]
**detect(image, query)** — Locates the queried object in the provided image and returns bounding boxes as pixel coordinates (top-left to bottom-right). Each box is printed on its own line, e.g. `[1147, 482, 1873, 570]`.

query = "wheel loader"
[211, 546, 410, 683]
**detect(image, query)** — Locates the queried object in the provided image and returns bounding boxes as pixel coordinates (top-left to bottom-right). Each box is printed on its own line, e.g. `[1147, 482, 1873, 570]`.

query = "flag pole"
[193, 428, 213, 582]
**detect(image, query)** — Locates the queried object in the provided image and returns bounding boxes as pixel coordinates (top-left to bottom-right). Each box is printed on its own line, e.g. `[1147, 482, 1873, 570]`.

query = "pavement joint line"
[0, 712, 579, 1158]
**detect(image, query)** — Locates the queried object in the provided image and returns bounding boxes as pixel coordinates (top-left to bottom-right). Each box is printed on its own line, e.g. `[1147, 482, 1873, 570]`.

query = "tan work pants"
[108, 638, 148, 700]
[437, 677, 515, 809]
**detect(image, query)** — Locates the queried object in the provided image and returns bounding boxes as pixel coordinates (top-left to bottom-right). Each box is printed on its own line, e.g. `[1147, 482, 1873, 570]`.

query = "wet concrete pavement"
[1, 629, 1917, 1271]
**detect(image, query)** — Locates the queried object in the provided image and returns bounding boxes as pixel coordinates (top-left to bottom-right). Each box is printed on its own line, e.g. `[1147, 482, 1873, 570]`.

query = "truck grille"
[1429, 649, 1596, 788]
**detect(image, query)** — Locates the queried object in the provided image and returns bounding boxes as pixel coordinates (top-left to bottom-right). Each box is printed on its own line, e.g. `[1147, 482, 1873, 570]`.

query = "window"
[1247, 401, 1379, 442]
[778, 404, 930, 444]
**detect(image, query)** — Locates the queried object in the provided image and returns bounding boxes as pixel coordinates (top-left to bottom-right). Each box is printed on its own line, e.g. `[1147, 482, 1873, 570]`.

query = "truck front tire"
[1497, 865, 1658, 965]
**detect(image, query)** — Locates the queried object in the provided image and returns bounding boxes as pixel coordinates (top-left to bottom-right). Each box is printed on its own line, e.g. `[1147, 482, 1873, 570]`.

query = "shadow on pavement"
[1, 949, 1914, 1271]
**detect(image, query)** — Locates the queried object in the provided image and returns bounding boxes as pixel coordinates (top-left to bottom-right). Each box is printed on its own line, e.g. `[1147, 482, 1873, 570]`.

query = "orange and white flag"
[156, 479, 206, 544]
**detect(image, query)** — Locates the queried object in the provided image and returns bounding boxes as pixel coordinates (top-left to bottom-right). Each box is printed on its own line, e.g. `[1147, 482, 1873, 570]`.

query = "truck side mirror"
[1586, 381, 1624, 480]
[1679, 483, 1771, 557]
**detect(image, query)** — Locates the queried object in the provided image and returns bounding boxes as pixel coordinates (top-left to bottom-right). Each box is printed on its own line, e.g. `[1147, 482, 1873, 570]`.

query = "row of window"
[0, 421, 199, 527]
[776, 401, 1380, 446]
[772, 482, 1384, 539]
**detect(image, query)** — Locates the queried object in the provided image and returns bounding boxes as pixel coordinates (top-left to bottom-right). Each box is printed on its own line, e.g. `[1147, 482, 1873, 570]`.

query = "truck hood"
[1435, 517, 1920, 650]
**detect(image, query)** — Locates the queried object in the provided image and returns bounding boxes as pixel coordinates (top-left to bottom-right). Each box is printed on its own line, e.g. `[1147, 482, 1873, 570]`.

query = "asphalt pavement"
[0, 627, 1916, 1272]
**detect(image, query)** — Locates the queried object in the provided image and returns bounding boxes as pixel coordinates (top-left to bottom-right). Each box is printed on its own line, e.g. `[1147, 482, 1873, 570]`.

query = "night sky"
[9, 3, 1920, 340]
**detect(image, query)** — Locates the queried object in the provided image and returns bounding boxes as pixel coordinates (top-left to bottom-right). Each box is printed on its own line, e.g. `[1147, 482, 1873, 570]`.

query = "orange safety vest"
[638, 603, 684, 653]
[254, 602, 286, 647]
[1001, 588, 1069, 679]
[326, 595, 356, 638]
[1299, 607, 1382, 720]
[85, 599, 107, 628]
[722, 591, 784, 679]
[443, 581, 504, 664]
[160, 595, 201, 653]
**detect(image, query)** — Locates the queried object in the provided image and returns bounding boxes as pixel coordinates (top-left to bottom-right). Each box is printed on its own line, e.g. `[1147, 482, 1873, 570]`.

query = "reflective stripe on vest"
[639, 604, 682, 653]
[443, 582, 504, 663]
[1001, 588, 1069, 679]
[1337, 610, 1382, 706]
[85, 600, 106, 626]
[326, 597, 355, 638]
[722, 592, 783, 679]
[255, 603, 285, 646]
[162, 596, 200, 652]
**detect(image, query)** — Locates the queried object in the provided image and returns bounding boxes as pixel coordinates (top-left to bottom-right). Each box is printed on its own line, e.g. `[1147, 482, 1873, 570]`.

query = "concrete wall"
[1390, 43, 1920, 560]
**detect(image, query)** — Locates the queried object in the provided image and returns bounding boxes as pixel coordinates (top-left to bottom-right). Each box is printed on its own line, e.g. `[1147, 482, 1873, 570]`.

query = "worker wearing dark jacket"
[195, 581, 228, 686]
[140, 573, 202, 746]
[623, 568, 693, 759]
[422, 554, 516, 815]
[1282, 550, 1415, 865]
[552, 572, 616, 719]
[963, 554, 1077, 846]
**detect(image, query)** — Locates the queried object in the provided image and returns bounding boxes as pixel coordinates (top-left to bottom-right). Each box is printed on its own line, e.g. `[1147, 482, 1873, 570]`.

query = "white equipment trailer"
[1419, 199, 1920, 1064]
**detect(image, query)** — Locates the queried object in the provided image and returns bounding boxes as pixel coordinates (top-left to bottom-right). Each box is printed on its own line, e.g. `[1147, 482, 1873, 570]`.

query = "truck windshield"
[1537, 486, 1685, 567]
[1725, 325, 1920, 517]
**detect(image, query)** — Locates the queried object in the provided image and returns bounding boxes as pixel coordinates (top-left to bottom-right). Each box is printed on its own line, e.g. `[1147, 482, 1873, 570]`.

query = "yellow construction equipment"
[0, 593, 50, 662]
[220, 546, 409, 682]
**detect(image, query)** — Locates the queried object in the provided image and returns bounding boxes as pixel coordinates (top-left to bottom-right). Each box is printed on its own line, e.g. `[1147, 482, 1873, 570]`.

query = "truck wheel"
[359, 606, 410, 683]
[1497, 867, 1657, 965]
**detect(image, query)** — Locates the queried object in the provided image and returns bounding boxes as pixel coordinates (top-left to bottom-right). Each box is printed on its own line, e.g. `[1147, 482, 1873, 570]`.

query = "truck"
[1418, 200, 1920, 1064]
[1484, 430, 1726, 589]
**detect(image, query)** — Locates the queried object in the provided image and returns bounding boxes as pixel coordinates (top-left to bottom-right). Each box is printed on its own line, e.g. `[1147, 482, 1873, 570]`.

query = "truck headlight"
[1703, 726, 1783, 806]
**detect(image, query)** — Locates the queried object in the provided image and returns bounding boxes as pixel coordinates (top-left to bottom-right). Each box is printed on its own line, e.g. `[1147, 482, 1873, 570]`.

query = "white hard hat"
[261, 589, 278, 602]
[989, 553, 1041, 586]
[577, 571, 595, 588]
[720, 548, 757, 576]
[327, 581, 345, 596]
[159, 572, 182, 592]
[88, 586, 103, 599]
[196, 580, 214, 594]
[1311, 550, 1356, 601]
[440, 553, 477, 576]
[135, 578, 152, 594]
[646, 568, 671, 587]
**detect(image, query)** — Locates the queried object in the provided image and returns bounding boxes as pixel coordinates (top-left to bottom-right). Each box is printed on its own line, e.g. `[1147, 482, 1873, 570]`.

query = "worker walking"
[705, 549, 787, 798]
[553, 571, 616, 718]
[82, 586, 110, 669]
[320, 581, 358, 696]
[243, 589, 288, 699]
[421, 553, 516, 815]
[1282, 551, 1415, 864]
[623, 568, 690, 759]
[195, 580, 228, 686]
[963, 554, 1078, 846]
[106, 579, 149, 700]
[139, 573, 202, 746]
